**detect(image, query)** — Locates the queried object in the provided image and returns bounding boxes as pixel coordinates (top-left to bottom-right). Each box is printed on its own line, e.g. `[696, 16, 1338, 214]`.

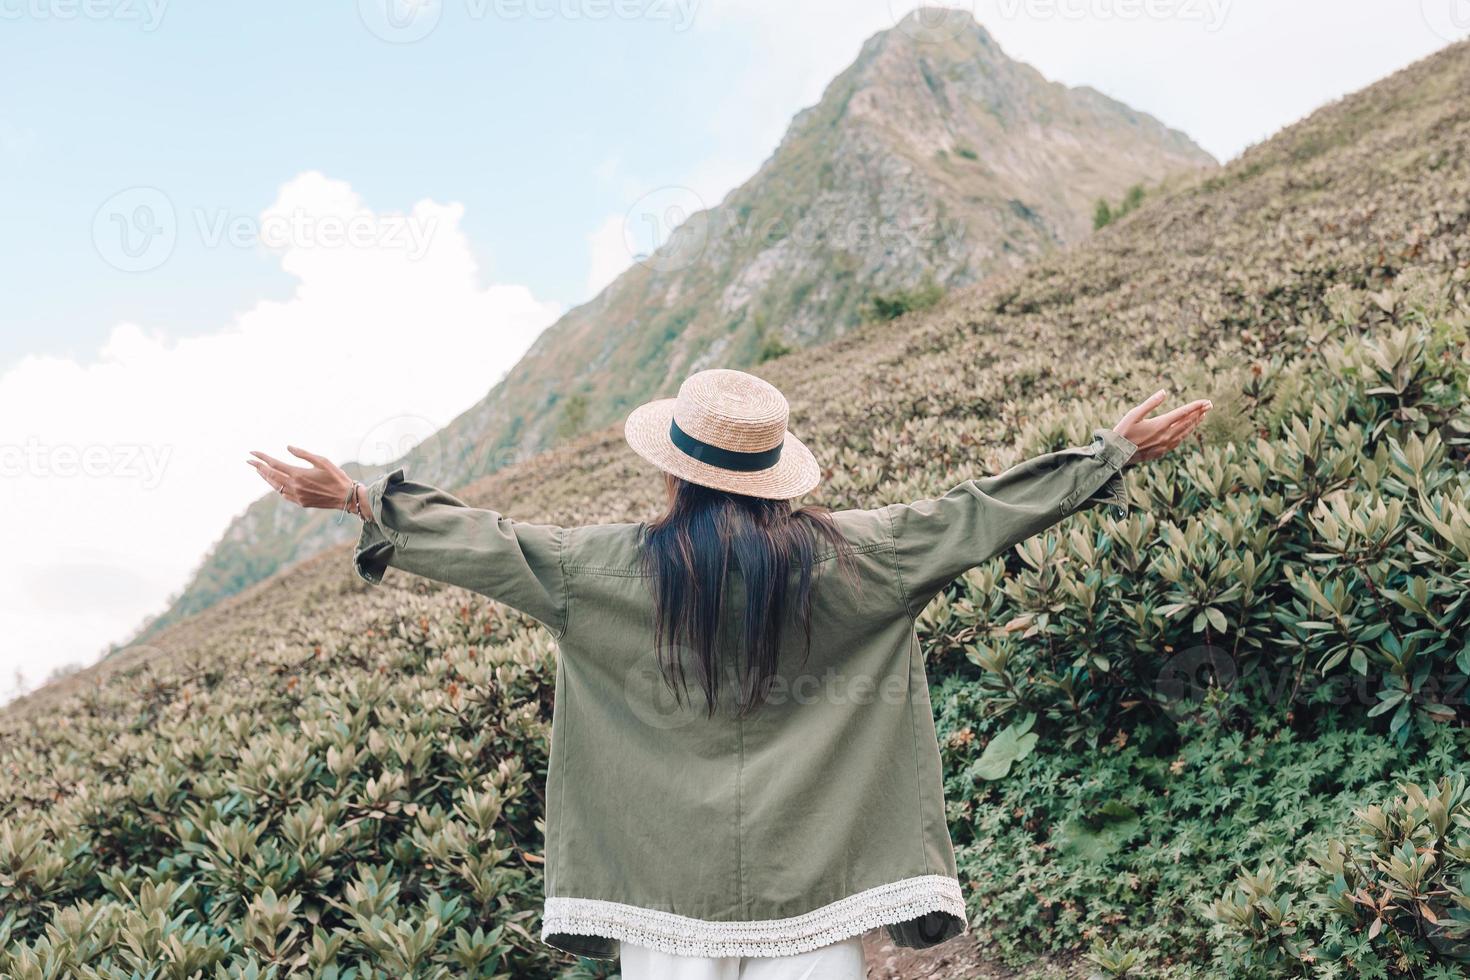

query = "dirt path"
[862, 930, 1081, 979]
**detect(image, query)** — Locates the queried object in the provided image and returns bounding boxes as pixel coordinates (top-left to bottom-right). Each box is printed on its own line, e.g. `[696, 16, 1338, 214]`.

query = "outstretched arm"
[247, 447, 567, 633]
[886, 391, 1211, 616]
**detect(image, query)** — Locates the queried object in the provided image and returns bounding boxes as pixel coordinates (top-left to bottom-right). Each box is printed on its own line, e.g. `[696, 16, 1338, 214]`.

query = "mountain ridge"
[131, 11, 1214, 645]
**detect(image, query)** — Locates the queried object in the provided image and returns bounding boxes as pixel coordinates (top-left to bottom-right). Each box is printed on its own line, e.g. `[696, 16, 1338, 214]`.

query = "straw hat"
[624, 369, 821, 500]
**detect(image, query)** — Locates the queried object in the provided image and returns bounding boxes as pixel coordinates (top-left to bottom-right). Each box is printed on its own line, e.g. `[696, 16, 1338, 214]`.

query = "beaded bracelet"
[335, 481, 363, 525]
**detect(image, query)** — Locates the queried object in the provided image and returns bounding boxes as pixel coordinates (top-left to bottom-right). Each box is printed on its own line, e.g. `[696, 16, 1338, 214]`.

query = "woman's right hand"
[1113, 390, 1212, 465]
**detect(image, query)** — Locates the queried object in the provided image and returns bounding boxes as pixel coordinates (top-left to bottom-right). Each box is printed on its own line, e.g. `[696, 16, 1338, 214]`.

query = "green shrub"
[863, 277, 945, 321]
[1210, 775, 1470, 977]
[936, 318, 1469, 748]
[937, 689, 1466, 973]
[555, 393, 589, 441]
[0, 599, 565, 977]
[916, 299, 1470, 975]
[1094, 184, 1147, 229]
[758, 333, 794, 363]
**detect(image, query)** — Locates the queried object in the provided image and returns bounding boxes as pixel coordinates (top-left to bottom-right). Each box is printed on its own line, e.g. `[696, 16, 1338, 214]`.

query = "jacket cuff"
[1094, 428, 1137, 470]
[353, 468, 408, 584]
[1058, 429, 1136, 514]
[1085, 429, 1136, 513]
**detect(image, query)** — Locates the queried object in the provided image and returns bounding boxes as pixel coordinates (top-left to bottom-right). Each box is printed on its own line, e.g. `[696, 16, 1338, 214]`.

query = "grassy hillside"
[147, 11, 1214, 643]
[4, 38, 1469, 980]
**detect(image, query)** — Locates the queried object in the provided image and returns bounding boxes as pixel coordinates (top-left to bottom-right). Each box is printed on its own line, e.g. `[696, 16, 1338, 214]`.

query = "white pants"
[619, 936, 866, 980]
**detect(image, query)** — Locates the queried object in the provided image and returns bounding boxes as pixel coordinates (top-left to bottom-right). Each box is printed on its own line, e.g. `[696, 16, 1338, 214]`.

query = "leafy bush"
[935, 316, 1469, 747]
[863, 277, 945, 321]
[757, 333, 795, 363]
[1094, 184, 1147, 229]
[1210, 775, 1470, 978]
[555, 394, 589, 441]
[936, 688, 1466, 973]
[0, 599, 567, 977]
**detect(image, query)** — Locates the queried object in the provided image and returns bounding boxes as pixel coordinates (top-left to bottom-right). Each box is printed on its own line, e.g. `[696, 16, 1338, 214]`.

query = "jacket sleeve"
[353, 468, 567, 634]
[883, 429, 1136, 617]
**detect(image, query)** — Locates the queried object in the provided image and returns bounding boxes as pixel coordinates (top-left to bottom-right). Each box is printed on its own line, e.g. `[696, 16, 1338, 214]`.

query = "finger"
[1163, 407, 1209, 434]
[250, 450, 308, 475]
[251, 458, 294, 486]
[1154, 399, 1211, 427]
[288, 445, 333, 469]
[1174, 402, 1215, 432]
[1161, 418, 1202, 445]
[247, 459, 291, 493]
[1126, 389, 1169, 423]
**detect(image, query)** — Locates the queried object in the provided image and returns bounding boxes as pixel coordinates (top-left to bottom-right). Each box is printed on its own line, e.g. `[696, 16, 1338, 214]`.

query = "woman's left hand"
[247, 446, 352, 509]
[1113, 390, 1213, 465]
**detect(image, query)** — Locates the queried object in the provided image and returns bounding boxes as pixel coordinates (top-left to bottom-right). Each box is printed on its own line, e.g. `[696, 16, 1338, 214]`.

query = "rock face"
[140, 10, 1214, 638]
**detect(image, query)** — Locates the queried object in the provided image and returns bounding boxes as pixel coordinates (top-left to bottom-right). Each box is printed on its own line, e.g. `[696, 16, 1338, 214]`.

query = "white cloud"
[0, 172, 561, 697]
[585, 213, 634, 296]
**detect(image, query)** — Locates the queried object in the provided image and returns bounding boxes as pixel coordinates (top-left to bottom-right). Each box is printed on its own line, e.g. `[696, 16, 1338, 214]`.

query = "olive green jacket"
[354, 429, 1136, 959]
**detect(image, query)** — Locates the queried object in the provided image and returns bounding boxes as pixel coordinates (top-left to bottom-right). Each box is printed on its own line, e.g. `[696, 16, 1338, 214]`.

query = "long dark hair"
[641, 474, 853, 715]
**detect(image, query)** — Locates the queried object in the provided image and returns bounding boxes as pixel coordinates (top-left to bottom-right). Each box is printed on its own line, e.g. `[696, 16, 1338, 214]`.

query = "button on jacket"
[354, 428, 1137, 960]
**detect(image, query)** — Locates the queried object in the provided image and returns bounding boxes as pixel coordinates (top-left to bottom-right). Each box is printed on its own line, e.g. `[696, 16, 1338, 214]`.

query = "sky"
[1, 0, 1466, 697]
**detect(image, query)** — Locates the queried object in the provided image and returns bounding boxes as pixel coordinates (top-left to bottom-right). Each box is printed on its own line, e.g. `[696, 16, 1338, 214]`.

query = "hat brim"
[624, 398, 821, 500]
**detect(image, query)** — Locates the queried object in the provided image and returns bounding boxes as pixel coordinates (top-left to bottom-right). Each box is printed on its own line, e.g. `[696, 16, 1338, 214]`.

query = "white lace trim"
[541, 874, 966, 957]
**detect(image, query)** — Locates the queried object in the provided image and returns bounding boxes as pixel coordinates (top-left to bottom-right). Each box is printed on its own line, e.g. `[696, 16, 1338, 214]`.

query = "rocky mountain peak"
[132, 12, 1215, 640]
